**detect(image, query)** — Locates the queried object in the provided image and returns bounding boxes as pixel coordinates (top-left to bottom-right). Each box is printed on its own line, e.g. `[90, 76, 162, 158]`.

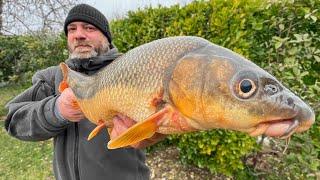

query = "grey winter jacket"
[4, 49, 150, 180]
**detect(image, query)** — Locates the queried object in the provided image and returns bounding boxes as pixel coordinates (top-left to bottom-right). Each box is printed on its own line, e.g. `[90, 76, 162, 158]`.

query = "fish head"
[169, 45, 315, 138]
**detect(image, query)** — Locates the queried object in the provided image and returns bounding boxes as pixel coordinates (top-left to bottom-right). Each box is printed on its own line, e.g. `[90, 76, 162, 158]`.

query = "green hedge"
[0, 33, 68, 83]
[247, 0, 320, 163]
[1, 0, 319, 177]
[112, 0, 320, 176]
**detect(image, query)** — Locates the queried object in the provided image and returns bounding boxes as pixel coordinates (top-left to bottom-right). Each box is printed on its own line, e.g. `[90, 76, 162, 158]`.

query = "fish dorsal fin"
[107, 106, 170, 149]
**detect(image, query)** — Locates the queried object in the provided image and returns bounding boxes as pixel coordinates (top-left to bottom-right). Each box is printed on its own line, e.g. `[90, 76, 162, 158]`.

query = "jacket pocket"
[32, 80, 54, 101]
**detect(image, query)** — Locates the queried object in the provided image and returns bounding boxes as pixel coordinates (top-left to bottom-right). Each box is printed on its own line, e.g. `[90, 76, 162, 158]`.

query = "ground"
[146, 146, 225, 180]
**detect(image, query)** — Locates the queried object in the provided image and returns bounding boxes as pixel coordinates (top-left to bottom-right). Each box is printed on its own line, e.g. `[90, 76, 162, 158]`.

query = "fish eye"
[238, 79, 257, 98]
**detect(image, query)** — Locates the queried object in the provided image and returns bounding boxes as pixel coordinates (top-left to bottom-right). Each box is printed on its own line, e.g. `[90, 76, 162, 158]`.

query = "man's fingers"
[74, 114, 85, 120]
[57, 87, 85, 122]
[73, 111, 84, 116]
[110, 115, 137, 140]
[114, 120, 128, 133]
[114, 114, 136, 127]
[113, 115, 136, 128]
[112, 116, 126, 128]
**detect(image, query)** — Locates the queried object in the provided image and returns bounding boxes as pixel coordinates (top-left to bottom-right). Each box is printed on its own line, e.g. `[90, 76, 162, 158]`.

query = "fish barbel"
[59, 36, 315, 149]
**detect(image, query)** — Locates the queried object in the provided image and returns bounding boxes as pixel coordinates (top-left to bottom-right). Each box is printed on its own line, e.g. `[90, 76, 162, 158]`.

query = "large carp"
[59, 36, 315, 149]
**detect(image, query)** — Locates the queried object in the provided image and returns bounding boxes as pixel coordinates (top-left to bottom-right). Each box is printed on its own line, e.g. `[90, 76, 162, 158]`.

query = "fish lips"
[249, 109, 315, 138]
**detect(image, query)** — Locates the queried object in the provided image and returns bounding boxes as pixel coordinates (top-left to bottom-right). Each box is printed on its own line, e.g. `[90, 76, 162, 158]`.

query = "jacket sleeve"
[4, 67, 71, 141]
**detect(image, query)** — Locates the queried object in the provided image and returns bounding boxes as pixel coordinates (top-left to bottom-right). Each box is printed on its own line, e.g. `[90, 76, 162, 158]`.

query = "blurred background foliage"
[0, 0, 319, 178]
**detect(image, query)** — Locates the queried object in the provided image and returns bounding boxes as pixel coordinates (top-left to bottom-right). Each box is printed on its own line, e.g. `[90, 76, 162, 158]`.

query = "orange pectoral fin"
[107, 107, 170, 149]
[88, 121, 107, 140]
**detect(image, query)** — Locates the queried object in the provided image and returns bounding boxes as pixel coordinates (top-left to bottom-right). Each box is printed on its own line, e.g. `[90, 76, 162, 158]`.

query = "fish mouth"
[249, 102, 315, 138]
[249, 118, 301, 139]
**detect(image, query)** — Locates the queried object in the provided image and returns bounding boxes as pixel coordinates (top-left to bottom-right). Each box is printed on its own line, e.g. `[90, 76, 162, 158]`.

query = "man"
[5, 4, 164, 180]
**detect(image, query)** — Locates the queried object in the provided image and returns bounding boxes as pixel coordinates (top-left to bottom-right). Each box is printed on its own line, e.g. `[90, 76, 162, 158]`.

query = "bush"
[112, 0, 319, 176]
[0, 33, 68, 83]
[247, 1, 320, 178]
[175, 131, 257, 176]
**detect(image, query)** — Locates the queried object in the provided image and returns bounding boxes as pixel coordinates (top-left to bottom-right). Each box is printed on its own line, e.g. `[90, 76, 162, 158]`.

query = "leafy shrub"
[112, 0, 319, 176]
[174, 131, 257, 176]
[0, 36, 25, 82]
[247, 0, 320, 178]
[248, 0, 320, 157]
[0, 33, 67, 83]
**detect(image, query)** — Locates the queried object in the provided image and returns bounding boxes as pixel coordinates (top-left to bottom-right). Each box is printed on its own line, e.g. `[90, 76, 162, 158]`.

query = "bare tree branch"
[2, 0, 80, 35]
[0, 0, 3, 35]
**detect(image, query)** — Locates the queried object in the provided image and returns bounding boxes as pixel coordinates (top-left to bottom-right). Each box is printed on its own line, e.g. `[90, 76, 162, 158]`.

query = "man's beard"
[68, 40, 110, 59]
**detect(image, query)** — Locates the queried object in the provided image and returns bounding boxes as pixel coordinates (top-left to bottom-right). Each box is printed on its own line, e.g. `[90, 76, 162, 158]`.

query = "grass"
[0, 84, 28, 117]
[0, 121, 54, 180]
[0, 84, 54, 180]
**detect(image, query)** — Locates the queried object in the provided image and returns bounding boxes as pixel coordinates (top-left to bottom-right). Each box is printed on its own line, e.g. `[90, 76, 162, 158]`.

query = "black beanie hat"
[64, 4, 113, 48]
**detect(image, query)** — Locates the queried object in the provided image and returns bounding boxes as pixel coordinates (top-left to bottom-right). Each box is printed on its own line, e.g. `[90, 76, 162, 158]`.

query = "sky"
[83, 0, 193, 20]
[2, 0, 194, 35]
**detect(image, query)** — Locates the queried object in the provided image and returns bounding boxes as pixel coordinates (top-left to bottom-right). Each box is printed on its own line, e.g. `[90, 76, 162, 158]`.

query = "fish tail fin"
[59, 62, 95, 99]
[59, 63, 70, 93]
[60, 62, 69, 81]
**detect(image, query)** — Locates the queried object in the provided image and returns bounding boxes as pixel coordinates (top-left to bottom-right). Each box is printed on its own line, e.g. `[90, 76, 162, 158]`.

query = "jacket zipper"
[74, 122, 80, 180]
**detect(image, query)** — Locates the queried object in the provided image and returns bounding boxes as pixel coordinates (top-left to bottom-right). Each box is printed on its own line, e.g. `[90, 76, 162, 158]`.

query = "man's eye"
[67, 27, 76, 32]
[86, 26, 96, 31]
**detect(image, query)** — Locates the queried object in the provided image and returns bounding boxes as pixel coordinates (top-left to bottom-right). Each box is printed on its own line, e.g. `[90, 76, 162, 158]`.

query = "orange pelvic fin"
[88, 120, 107, 140]
[107, 128, 113, 136]
[107, 106, 170, 149]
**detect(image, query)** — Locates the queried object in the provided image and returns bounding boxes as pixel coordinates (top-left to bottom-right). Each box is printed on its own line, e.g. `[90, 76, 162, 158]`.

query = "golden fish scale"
[78, 37, 209, 125]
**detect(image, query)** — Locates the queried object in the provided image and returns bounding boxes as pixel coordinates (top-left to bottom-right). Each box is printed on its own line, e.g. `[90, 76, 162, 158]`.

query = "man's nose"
[74, 28, 87, 40]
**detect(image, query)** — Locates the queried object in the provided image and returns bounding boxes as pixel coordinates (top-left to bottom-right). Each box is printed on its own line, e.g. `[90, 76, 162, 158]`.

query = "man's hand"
[110, 114, 167, 149]
[57, 88, 85, 122]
